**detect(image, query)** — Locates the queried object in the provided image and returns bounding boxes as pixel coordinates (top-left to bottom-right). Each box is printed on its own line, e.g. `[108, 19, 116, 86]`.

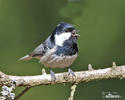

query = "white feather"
[55, 32, 71, 46]
[19, 55, 32, 61]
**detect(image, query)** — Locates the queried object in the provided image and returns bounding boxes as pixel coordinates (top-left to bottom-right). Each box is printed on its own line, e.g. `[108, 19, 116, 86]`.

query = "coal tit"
[19, 22, 80, 80]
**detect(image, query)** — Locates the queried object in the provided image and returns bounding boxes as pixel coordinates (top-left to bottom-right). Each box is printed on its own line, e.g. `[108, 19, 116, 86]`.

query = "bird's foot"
[68, 68, 75, 77]
[50, 70, 56, 82]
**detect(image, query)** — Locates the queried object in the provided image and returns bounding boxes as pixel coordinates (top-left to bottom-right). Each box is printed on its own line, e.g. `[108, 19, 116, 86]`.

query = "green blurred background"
[0, 0, 125, 100]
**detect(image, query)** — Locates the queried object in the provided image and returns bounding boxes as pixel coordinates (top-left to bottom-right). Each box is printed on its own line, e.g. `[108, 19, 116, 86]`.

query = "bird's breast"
[39, 48, 78, 68]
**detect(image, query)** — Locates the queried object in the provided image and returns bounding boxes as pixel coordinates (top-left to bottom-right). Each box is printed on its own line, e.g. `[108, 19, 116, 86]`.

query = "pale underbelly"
[39, 54, 78, 68]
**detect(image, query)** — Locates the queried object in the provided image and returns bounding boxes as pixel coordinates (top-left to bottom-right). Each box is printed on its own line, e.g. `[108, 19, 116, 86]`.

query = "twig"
[68, 83, 78, 100]
[112, 62, 117, 68]
[88, 64, 94, 71]
[14, 87, 31, 100]
[0, 65, 125, 87]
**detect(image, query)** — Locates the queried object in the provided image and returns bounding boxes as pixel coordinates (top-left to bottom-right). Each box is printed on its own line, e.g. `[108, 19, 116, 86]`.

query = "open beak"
[72, 30, 80, 37]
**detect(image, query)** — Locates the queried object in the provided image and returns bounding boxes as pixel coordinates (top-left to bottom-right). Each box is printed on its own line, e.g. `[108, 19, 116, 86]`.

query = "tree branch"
[14, 87, 31, 100]
[0, 65, 125, 87]
[68, 83, 78, 100]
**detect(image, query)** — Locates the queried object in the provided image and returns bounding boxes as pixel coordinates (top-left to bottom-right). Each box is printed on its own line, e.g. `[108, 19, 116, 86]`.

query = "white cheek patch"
[55, 32, 71, 46]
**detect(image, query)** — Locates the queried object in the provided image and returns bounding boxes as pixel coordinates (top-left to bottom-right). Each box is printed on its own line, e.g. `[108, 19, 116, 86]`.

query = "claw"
[68, 68, 75, 77]
[50, 70, 56, 81]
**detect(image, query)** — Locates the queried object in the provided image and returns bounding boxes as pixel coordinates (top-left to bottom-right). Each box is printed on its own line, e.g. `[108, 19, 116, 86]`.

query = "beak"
[72, 30, 80, 37]
[75, 33, 80, 37]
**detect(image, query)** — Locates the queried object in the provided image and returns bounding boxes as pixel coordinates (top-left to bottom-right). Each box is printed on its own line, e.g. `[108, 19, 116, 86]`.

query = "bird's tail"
[19, 55, 32, 61]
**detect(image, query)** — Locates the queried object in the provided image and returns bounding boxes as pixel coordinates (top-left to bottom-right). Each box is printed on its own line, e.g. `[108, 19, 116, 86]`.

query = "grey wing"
[30, 36, 53, 58]
[19, 36, 53, 61]
[19, 42, 46, 61]
[31, 41, 47, 58]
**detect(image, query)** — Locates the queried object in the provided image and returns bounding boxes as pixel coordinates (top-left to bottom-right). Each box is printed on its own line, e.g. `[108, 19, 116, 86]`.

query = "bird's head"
[51, 22, 80, 46]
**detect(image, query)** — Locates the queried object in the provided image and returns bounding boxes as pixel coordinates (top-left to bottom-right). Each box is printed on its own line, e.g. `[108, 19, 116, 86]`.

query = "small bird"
[19, 22, 80, 80]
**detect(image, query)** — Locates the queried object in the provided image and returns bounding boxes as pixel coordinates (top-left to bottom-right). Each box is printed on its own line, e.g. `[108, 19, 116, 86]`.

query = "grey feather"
[19, 55, 32, 61]
[31, 36, 54, 57]
[19, 36, 54, 61]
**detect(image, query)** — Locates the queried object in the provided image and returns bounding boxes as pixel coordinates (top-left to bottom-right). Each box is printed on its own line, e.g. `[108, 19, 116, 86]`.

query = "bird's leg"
[49, 68, 56, 81]
[68, 68, 75, 77]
